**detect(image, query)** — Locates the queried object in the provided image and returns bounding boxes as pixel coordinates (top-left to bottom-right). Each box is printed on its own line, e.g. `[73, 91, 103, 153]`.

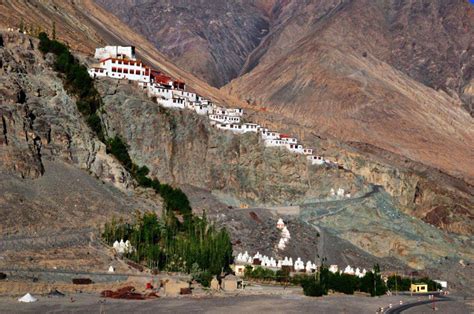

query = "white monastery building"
[94, 46, 136, 60]
[88, 45, 338, 173]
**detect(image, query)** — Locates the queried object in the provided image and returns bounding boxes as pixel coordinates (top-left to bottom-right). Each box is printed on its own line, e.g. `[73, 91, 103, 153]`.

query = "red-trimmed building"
[88, 57, 150, 84]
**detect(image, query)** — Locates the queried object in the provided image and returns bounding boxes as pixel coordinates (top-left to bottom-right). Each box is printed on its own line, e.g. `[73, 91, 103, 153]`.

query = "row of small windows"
[111, 67, 149, 75]
[110, 59, 143, 66]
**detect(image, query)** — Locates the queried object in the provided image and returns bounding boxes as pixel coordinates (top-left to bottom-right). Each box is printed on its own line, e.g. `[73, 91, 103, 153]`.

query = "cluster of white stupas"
[276, 218, 291, 250]
[112, 239, 135, 254]
[329, 264, 367, 278]
[88, 46, 336, 168]
[6, 27, 22, 33]
[330, 188, 351, 199]
[235, 251, 317, 273]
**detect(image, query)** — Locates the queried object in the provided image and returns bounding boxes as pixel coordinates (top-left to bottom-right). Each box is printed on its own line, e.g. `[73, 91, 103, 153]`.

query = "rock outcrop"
[98, 78, 366, 206]
[0, 32, 132, 189]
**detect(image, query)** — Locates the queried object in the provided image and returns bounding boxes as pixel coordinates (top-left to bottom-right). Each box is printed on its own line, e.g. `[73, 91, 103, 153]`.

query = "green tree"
[360, 264, 387, 296]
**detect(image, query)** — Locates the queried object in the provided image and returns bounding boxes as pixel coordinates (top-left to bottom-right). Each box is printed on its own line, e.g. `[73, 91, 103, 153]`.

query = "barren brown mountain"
[96, 0, 474, 183]
[95, 0, 272, 87]
[1, 0, 474, 298]
[0, 0, 245, 106]
[224, 0, 474, 184]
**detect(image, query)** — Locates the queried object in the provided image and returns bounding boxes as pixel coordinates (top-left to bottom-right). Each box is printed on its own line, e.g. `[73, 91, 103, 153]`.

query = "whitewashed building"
[264, 138, 286, 148]
[193, 104, 209, 115]
[158, 96, 186, 109]
[277, 218, 285, 229]
[215, 123, 244, 133]
[241, 123, 260, 133]
[94, 46, 136, 60]
[344, 265, 355, 275]
[294, 258, 305, 272]
[287, 144, 304, 154]
[280, 135, 298, 145]
[261, 129, 280, 140]
[307, 155, 325, 165]
[88, 57, 151, 84]
[209, 114, 241, 124]
[148, 84, 172, 99]
[329, 265, 339, 273]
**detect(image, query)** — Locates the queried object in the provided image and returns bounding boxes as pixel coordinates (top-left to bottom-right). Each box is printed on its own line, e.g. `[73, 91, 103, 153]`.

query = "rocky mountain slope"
[95, 0, 271, 87]
[95, 64, 473, 292]
[0, 0, 246, 107]
[0, 0, 473, 295]
[96, 0, 473, 114]
[96, 0, 474, 182]
[0, 29, 473, 294]
[0, 32, 160, 236]
[224, 0, 474, 185]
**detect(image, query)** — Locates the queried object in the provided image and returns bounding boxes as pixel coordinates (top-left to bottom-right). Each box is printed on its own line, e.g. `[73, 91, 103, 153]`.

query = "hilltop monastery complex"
[88, 46, 335, 167]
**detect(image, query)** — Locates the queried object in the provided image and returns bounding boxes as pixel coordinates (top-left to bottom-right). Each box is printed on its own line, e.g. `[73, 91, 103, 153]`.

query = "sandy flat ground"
[0, 292, 469, 314]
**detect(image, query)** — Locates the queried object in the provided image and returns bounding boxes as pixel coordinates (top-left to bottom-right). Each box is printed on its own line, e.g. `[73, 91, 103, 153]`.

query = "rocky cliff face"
[95, 77, 473, 279]
[0, 32, 132, 189]
[98, 79, 367, 206]
[0, 32, 161, 236]
[96, 75, 474, 236]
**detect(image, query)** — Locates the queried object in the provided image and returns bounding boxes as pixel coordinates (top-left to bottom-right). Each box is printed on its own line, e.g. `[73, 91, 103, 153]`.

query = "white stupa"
[18, 293, 37, 303]
[108, 266, 115, 273]
[329, 265, 339, 273]
[344, 265, 355, 275]
[294, 258, 305, 271]
[281, 226, 291, 239]
[276, 218, 285, 229]
[277, 238, 287, 250]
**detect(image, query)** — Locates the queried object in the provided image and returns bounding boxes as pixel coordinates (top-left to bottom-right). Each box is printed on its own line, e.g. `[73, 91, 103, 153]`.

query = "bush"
[328, 273, 358, 295]
[86, 113, 103, 138]
[301, 277, 324, 297]
[38, 32, 103, 138]
[106, 136, 133, 171]
[191, 263, 213, 288]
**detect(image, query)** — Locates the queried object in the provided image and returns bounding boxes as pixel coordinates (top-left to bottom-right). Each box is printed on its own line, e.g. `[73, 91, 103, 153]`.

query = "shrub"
[328, 273, 358, 295]
[191, 263, 213, 288]
[301, 277, 324, 297]
[106, 136, 133, 171]
[38, 32, 103, 138]
[86, 113, 103, 138]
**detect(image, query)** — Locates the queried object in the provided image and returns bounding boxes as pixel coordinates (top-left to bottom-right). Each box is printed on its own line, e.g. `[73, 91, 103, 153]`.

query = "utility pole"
[374, 273, 376, 297]
[395, 272, 398, 296]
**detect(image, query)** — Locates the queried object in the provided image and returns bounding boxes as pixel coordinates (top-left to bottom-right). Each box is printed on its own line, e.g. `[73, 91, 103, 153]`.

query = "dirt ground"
[0, 283, 470, 314]
[0, 293, 468, 314]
